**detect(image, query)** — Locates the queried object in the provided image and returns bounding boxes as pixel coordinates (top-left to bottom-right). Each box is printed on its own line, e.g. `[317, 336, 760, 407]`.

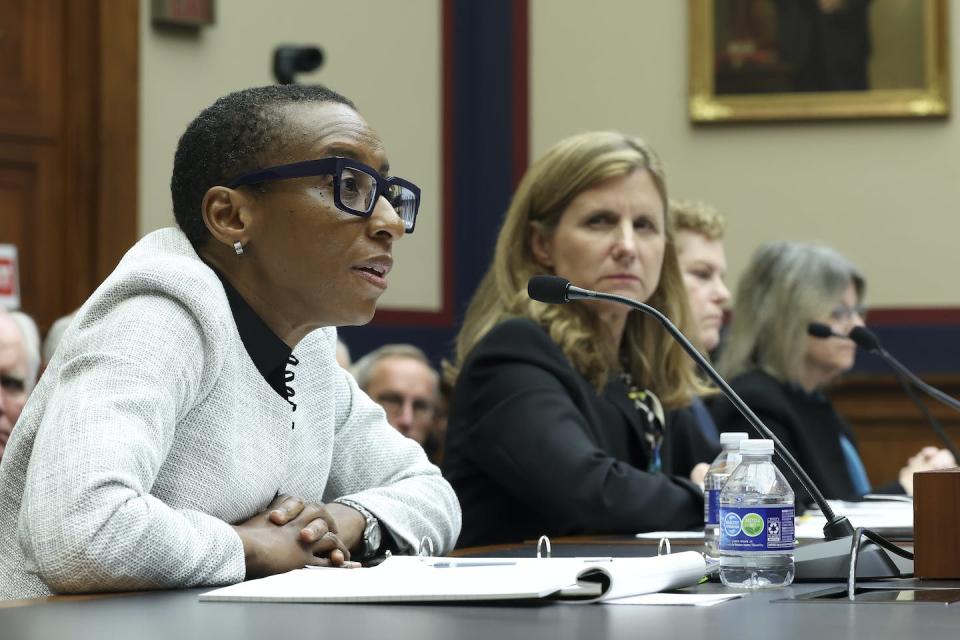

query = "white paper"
[201, 560, 569, 603]
[863, 494, 913, 504]
[604, 592, 742, 606]
[797, 499, 913, 539]
[635, 531, 705, 540]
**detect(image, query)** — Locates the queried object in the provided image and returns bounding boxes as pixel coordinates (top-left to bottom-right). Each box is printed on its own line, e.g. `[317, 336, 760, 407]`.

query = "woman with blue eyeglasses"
[0, 84, 460, 600]
[710, 241, 954, 505]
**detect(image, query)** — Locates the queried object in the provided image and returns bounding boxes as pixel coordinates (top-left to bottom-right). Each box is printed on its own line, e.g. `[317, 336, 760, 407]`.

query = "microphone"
[527, 275, 600, 304]
[807, 322, 843, 339]
[527, 275, 577, 305]
[849, 326, 881, 352]
[528, 275, 907, 581]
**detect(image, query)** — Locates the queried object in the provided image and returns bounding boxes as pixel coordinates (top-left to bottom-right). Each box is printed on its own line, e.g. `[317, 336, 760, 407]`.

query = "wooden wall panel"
[95, 0, 139, 280]
[833, 374, 960, 488]
[0, 0, 62, 139]
[0, 141, 61, 331]
[61, 0, 99, 311]
[0, 0, 137, 333]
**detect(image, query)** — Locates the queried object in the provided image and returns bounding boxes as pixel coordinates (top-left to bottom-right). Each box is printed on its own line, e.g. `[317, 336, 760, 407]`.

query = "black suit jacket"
[708, 369, 896, 505]
[442, 318, 719, 548]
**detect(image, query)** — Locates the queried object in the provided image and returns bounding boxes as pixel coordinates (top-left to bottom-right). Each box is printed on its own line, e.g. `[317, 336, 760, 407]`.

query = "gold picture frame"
[689, 0, 950, 123]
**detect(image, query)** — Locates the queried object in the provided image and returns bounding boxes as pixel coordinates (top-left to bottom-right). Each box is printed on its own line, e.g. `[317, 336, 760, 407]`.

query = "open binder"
[199, 551, 709, 604]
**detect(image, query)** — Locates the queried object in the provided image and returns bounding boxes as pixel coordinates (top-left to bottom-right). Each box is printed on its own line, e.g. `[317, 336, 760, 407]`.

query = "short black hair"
[171, 84, 356, 247]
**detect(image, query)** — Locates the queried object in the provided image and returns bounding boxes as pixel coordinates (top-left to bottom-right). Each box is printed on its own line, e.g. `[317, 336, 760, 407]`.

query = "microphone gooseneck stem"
[570, 286, 852, 537]
[876, 347, 960, 414]
[886, 361, 960, 463]
[810, 322, 960, 463]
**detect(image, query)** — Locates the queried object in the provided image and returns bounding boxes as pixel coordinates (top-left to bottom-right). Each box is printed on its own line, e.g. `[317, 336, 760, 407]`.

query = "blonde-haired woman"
[442, 132, 718, 548]
[712, 242, 954, 504]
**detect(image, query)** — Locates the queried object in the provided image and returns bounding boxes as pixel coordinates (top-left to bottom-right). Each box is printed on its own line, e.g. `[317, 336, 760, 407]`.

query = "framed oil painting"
[689, 0, 950, 122]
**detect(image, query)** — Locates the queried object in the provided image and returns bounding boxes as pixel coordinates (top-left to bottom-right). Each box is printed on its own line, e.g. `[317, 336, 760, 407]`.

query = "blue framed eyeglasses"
[225, 156, 421, 233]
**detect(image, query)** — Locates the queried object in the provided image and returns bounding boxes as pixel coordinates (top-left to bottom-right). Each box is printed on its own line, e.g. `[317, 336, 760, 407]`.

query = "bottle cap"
[740, 439, 774, 455]
[719, 432, 750, 447]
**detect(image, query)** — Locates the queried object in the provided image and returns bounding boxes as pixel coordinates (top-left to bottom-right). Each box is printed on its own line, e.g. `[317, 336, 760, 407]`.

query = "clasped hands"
[232, 494, 367, 579]
[899, 446, 957, 496]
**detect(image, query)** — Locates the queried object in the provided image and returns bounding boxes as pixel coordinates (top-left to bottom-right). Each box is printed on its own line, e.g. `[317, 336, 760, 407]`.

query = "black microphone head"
[527, 276, 571, 304]
[849, 325, 881, 351]
[807, 323, 835, 339]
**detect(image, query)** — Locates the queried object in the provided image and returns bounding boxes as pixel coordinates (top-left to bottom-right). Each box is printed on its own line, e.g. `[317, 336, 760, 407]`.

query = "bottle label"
[718, 505, 795, 552]
[705, 489, 720, 526]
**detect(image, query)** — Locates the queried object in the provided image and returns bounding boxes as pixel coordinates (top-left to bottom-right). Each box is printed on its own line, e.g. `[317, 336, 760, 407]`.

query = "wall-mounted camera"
[273, 46, 324, 85]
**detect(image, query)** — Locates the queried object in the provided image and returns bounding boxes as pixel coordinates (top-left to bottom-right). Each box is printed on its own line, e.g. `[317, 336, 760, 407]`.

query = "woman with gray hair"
[711, 242, 953, 504]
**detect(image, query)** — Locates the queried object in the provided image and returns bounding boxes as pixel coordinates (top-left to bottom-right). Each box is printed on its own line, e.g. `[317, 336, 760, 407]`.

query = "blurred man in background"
[0, 309, 40, 460]
[352, 344, 439, 449]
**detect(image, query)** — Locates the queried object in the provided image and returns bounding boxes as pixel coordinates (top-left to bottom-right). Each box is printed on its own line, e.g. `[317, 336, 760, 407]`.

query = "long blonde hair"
[446, 131, 708, 409]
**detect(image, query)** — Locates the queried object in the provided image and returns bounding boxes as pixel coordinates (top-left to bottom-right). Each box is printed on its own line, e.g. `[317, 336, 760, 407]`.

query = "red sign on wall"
[151, 0, 215, 27]
[0, 245, 20, 310]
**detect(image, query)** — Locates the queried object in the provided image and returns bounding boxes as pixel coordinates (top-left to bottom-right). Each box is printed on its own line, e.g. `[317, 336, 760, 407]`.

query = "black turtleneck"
[207, 265, 292, 401]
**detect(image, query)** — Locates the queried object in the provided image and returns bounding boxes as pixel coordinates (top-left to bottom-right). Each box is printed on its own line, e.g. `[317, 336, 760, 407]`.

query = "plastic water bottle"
[719, 439, 795, 589]
[703, 432, 750, 556]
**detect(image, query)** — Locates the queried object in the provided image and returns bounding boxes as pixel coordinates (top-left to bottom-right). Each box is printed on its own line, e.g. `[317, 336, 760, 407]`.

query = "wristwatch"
[336, 499, 381, 559]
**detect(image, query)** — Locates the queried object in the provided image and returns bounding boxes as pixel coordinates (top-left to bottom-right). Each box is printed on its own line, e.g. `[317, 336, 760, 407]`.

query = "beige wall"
[139, 0, 442, 310]
[531, 0, 959, 308]
[141, 1, 958, 311]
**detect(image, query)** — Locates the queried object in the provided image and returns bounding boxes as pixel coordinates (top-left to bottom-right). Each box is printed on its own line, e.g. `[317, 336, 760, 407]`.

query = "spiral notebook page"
[200, 560, 570, 603]
[199, 552, 707, 604]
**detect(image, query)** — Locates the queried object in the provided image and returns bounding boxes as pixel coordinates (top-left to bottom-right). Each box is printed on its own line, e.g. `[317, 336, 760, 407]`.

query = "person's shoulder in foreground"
[0, 83, 459, 600]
